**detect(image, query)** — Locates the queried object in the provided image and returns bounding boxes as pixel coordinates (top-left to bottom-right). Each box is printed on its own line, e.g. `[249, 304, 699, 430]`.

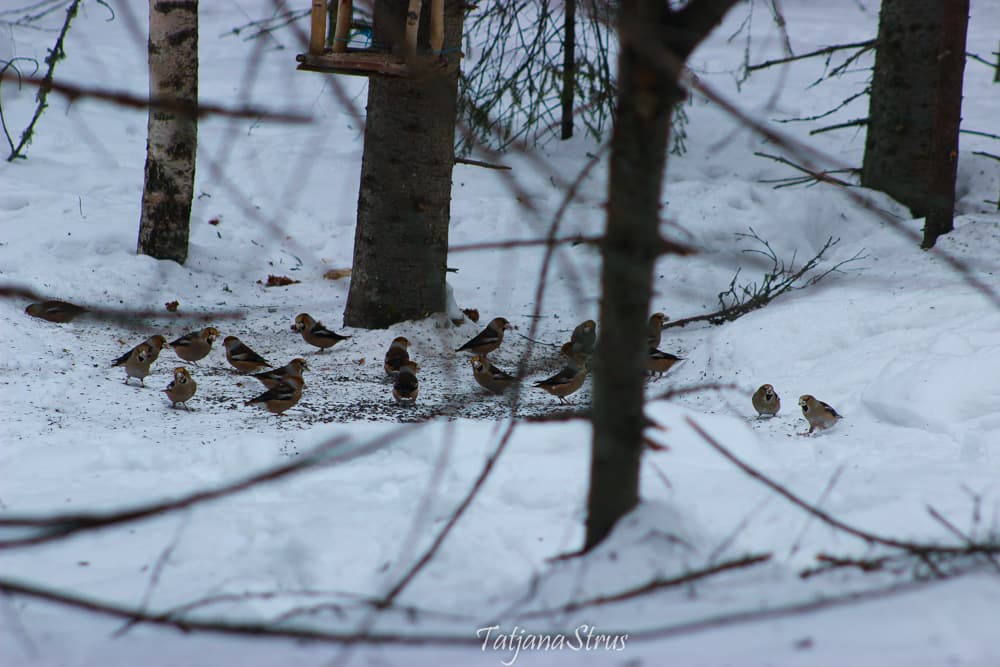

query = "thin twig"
[788, 466, 844, 558]
[685, 416, 1000, 566]
[454, 156, 511, 170]
[0, 577, 481, 646]
[663, 231, 864, 330]
[1, 72, 312, 127]
[747, 39, 875, 72]
[1, 284, 243, 324]
[809, 117, 868, 135]
[7, 0, 80, 161]
[754, 151, 854, 187]
[961, 128, 1000, 141]
[449, 234, 602, 253]
[114, 519, 188, 637]
[517, 553, 771, 619]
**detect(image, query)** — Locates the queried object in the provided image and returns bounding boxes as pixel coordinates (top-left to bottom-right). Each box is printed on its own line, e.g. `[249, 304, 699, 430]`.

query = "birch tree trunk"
[861, 0, 969, 249]
[343, 0, 463, 329]
[137, 0, 198, 264]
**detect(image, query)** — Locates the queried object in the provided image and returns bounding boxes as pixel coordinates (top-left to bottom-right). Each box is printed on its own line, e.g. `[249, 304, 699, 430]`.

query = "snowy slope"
[3, 1, 1000, 665]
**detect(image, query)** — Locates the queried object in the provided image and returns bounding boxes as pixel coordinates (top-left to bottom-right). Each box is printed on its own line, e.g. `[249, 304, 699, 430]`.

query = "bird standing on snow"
[470, 354, 519, 394]
[752, 384, 780, 418]
[245, 375, 304, 415]
[292, 313, 350, 353]
[456, 317, 513, 355]
[112, 334, 168, 386]
[384, 336, 414, 377]
[223, 336, 271, 373]
[163, 367, 197, 410]
[25, 300, 88, 323]
[647, 312, 668, 349]
[534, 354, 587, 404]
[251, 358, 308, 389]
[798, 394, 842, 434]
[393, 361, 419, 405]
[647, 348, 683, 379]
[170, 327, 219, 364]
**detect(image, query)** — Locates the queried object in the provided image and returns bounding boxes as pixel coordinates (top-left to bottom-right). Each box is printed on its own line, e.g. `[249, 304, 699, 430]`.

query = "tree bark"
[585, 0, 738, 552]
[137, 0, 198, 265]
[560, 0, 576, 140]
[861, 0, 969, 249]
[343, 0, 463, 328]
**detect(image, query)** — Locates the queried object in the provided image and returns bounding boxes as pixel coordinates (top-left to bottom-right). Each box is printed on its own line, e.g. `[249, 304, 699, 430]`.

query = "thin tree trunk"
[861, 0, 969, 249]
[560, 0, 576, 140]
[585, 0, 739, 551]
[344, 0, 463, 328]
[137, 0, 198, 264]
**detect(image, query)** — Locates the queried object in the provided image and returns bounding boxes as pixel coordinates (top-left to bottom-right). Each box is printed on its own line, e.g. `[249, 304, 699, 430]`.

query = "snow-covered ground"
[3, 1, 1000, 665]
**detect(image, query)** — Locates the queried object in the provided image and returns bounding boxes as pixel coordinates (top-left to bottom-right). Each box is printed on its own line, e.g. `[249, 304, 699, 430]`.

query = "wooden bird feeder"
[296, 0, 456, 79]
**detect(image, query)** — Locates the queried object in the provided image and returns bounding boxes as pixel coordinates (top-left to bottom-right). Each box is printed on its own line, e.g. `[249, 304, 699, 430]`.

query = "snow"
[3, 0, 1000, 665]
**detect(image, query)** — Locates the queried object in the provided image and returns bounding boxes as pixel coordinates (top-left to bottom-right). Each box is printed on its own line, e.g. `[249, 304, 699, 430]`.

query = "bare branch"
[454, 156, 511, 170]
[0, 577, 481, 646]
[810, 117, 869, 135]
[685, 416, 1000, 570]
[664, 230, 865, 330]
[7, 0, 81, 161]
[1, 72, 312, 126]
[1, 284, 244, 325]
[754, 151, 856, 188]
[961, 128, 1000, 141]
[747, 39, 875, 72]
[517, 553, 771, 619]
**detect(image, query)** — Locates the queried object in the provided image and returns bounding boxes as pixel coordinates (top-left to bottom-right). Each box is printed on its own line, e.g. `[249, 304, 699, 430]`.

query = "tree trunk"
[137, 0, 198, 265]
[861, 0, 969, 249]
[585, 0, 739, 552]
[560, 0, 576, 140]
[343, 0, 463, 328]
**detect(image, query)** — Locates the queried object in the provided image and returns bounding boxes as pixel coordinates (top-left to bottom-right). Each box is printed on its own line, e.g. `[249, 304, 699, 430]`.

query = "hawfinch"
[534, 355, 587, 404]
[25, 300, 88, 323]
[456, 317, 512, 355]
[170, 327, 219, 364]
[798, 395, 842, 434]
[292, 313, 350, 352]
[112, 335, 168, 386]
[561, 319, 597, 358]
[163, 367, 197, 410]
[393, 361, 419, 405]
[384, 336, 413, 377]
[470, 354, 519, 394]
[647, 348, 683, 378]
[245, 375, 304, 415]
[647, 312, 667, 349]
[251, 358, 308, 389]
[752, 384, 780, 418]
[223, 336, 271, 373]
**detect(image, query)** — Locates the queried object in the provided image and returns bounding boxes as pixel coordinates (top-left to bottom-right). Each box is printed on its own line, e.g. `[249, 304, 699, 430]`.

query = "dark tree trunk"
[585, 0, 738, 552]
[137, 0, 198, 265]
[344, 0, 464, 328]
[861, 0, 969, 249]
[560, 0, 576, 140]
